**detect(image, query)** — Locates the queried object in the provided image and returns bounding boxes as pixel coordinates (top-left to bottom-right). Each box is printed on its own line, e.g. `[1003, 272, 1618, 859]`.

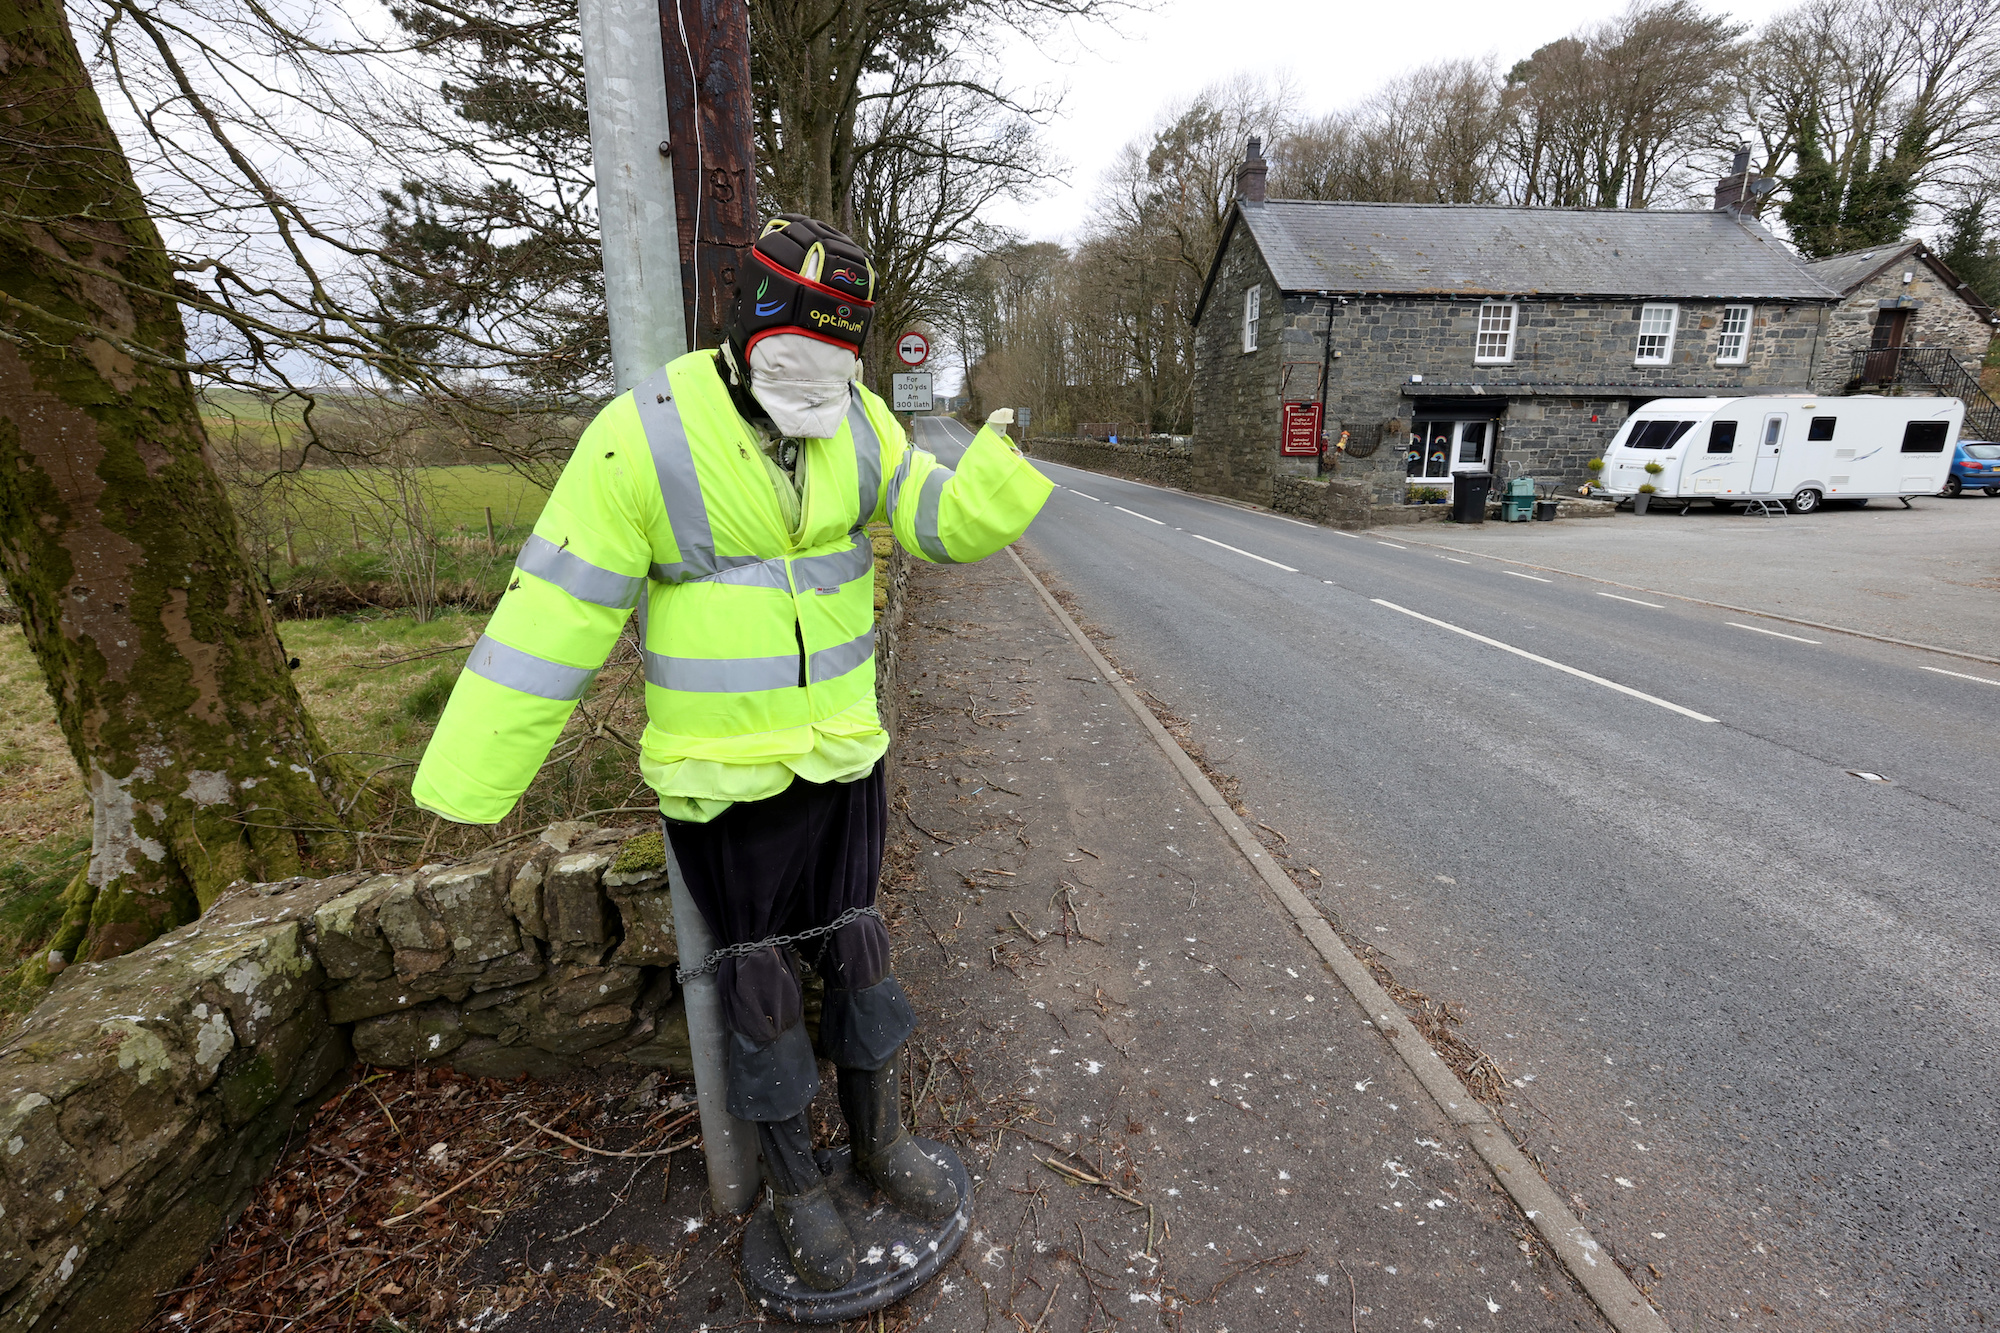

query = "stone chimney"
[1236, 137, 1268, 206]
[1713, 144, 1754, 213]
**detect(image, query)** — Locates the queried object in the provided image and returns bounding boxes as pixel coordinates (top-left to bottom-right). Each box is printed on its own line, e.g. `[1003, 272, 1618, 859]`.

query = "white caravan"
[1600, 394, 1963, 512]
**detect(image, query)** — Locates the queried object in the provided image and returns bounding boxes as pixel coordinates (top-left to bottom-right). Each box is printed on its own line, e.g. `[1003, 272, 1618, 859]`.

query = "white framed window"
[1242, 286, 1261, 354]
[1475, 303, 1516, 363]
[1635, 304, 1679, 364]
[1716, 304, 1752, 364]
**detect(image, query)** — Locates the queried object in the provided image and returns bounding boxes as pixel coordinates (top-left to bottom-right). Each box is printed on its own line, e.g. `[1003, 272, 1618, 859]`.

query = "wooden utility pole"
[659, 0, 760, 350]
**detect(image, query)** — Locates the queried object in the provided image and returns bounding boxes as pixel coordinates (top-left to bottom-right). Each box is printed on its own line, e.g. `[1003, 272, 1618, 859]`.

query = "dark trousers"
[665, 761, 914, 1121]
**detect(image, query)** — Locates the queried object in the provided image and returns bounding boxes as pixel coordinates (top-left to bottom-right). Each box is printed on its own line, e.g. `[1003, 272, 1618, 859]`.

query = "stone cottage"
[1803, 239, 1997, 397]
[1189, 142, 1842, 507]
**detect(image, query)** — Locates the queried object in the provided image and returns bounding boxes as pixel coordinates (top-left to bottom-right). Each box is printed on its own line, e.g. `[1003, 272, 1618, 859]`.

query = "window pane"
[1717, 305, 1750, 362]
[1901, 422, 1949, 453]
[1806, 416, 1836, 441]
[1425, 425, 1451, 477]
[1458, 421, 1487, 463]
[1636, 305, 1676, 362]
[1475, 305, 1513, 360]
[1966, 444, 2000, 459]
[1707, 421, 1739, 454]
[1764, 418, 1782, 446]
[1627, 420, 1692, 449]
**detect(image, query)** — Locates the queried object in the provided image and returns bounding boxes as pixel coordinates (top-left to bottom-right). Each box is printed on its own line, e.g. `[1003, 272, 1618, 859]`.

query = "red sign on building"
[1281, 401, 1323, 456]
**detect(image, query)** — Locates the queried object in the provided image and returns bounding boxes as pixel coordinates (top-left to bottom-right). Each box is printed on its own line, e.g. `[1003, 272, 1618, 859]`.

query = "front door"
[1864, 309, 1910, 382]
[1751, 413, 1785, 491]
[1408, 419, 1493, 482]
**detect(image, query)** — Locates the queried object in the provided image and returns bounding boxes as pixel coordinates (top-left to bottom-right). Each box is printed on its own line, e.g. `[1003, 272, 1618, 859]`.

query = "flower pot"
[1634, 493, 1651, 514]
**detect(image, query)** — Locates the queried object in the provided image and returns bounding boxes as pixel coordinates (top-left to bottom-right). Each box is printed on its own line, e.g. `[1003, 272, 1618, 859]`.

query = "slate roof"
[1802, 240, 1925, 296]
[1204, 201, 1839, 317]
[1804, 241, 1996, 324]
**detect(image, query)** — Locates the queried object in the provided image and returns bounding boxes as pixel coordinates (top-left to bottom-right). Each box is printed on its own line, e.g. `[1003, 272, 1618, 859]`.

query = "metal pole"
[579, 0, 687, 393]
[669, 850, 762, 1213]
[579, 0, 758, 1214]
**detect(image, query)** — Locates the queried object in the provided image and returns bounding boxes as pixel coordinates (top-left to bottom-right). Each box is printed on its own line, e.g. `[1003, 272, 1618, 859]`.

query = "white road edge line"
[1598, 592, 1666, 609]
[1372, 598, 1718, 723]
[1918, 663, 2000, 687]
[1007, 548, 1673, 1333]
[1503, 570, 1553, 582]
[1069, 489, 1102, 502]
[1191, 534, 1300, 572]
[1377, 541, 1407, 550]
[1727, 622, 1821, 645]
[1444, 557, 1474, 565]
[1113, 505, 1165, 525]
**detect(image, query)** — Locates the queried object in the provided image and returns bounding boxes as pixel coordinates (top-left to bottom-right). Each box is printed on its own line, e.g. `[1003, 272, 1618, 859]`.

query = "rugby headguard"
[726, 215, 877, 358]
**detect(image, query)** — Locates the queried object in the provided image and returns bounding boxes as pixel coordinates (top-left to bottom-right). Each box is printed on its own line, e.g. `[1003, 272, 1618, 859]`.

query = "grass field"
[238, 464, 550, 564]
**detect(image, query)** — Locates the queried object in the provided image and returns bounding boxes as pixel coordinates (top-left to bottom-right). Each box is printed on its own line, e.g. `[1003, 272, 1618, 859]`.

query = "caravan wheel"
[1790, 488, 1822, 513]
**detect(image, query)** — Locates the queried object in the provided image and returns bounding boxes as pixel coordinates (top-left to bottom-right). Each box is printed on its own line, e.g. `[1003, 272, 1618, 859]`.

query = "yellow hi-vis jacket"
[411, 349, 1053, 825]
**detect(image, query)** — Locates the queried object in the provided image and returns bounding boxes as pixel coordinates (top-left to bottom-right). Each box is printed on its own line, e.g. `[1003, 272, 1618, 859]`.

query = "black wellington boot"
[838, 1060, 959, 1222]
[756, 1114, 855, 1291]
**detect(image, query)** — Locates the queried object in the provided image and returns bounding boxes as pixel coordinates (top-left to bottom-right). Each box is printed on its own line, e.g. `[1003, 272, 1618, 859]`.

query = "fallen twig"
[381, 1145, 522, 1227]
[521, 1115, 697, 1159]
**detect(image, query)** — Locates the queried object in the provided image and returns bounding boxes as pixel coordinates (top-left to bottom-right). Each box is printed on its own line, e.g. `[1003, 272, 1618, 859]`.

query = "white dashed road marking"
[1372, 599, 1719, 723]
[1191, 534, 1299, 573]
[1728, 622, 1821, 645]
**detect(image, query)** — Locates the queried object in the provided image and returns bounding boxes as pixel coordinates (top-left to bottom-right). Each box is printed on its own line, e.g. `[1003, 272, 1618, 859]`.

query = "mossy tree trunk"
[0, 0, 354, 965]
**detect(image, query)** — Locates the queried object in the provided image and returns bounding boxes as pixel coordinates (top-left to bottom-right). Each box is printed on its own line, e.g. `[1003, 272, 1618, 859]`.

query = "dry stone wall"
[1022, 436, 1193, 490]
[0, 824, 685, 1332]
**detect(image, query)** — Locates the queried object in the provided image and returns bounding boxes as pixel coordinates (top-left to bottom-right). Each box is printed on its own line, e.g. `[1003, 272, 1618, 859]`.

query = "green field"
[254, 463, 552, 545]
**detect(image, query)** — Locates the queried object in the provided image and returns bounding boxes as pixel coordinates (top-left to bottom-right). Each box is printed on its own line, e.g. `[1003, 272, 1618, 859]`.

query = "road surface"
[913, 416, 2000, 1331]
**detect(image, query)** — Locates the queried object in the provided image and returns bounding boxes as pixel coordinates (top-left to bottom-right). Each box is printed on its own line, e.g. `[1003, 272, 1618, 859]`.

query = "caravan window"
[1807, 416, 1837, 441]
[1706, 421, 1738, 454]
[1901, 422, 1949, 453]
[1626, 420, 1696, 450]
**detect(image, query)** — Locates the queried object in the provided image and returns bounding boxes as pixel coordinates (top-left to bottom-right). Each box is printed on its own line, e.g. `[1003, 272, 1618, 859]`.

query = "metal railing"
[1846, 347, 2000, 440]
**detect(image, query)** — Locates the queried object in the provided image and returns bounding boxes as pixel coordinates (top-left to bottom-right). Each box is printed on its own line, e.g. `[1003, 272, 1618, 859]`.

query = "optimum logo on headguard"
[730, 215, 878, 356]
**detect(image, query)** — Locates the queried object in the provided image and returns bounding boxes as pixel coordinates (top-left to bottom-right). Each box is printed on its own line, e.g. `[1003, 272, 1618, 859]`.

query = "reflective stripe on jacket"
[412, 349, 1054, 824]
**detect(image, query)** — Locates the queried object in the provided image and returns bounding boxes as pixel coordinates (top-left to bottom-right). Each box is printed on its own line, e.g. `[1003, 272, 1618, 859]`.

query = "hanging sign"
[1281, 401, 1324, 456]
[896, 332, 931, 367]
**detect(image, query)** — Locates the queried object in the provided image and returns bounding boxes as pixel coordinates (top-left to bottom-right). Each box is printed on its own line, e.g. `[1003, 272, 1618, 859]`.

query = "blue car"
[1944, 440, 2000, 496]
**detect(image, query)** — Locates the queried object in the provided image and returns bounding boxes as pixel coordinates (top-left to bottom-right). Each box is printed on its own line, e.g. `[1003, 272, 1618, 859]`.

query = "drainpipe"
[1316, 294, 1345, 477]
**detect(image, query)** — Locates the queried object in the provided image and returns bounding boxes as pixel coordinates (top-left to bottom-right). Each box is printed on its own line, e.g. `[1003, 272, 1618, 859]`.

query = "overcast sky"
[983, 0, 1800, 244]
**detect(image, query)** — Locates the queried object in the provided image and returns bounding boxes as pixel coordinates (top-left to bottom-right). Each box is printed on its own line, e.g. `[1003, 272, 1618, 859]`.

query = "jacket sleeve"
[885, 412, 1054, 564]
[411, 401, 654, 824]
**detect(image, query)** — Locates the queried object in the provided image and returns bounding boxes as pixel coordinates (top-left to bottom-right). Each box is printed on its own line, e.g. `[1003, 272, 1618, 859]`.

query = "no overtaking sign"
[896, 332, 930, 367]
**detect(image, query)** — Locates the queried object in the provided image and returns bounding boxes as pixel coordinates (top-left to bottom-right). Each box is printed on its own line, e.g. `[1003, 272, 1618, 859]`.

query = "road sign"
[891, 372, 933, 412]
[1281, 401, 1323, 456]
[896, 332, 930, 367]
[1018, 406, 1032, 430]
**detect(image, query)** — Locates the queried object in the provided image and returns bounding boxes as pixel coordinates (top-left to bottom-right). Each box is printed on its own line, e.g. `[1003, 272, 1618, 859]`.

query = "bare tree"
[1745, 0, 2000, 254]
[1502, 1, 1746, 209]
[845, 55, 1053, 393]
[1274, 60, 1509, 204]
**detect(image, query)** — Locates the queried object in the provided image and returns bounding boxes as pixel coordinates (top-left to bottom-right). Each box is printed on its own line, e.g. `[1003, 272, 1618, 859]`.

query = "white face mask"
[748, 334, 859, 439]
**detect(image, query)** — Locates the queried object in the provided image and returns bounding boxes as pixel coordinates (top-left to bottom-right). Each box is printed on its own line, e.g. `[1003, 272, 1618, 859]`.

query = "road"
[914, 415, 2000, 1331]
